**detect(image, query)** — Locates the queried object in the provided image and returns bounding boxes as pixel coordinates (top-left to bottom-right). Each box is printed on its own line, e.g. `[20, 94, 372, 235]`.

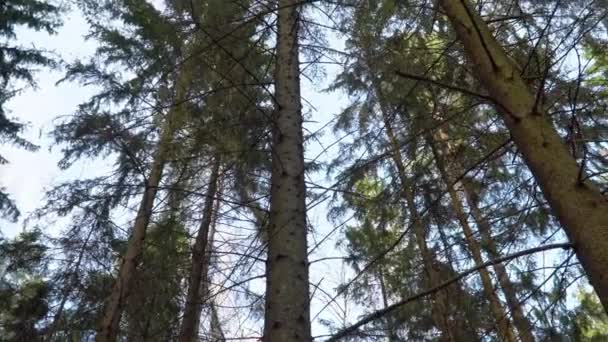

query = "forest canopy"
[1, 0, 608, 341]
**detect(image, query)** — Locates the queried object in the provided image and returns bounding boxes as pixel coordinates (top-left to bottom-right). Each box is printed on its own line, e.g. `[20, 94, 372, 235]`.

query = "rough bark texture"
[427, 129, 517, 342]
[439, 0, 608, 311]
[263, 1, 312, 341]
[463, 180, 535, 342]
[96, 120, 173, 342]
[178, 157, 221, 342]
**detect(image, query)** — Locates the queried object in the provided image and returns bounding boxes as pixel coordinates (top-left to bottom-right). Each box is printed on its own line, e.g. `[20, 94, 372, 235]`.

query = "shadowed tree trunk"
[438, 0, 608, 311]
[204, 174, 224, 342]
[179, 156, 221, 342]
[263, 0, 312, 341]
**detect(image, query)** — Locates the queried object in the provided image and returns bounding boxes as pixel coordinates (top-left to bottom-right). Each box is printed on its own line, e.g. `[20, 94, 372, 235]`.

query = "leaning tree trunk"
[438, 0, 608, 311]
[462, 179, 536, 342]
[426, 127, 517, 342]
[178, 156, 221, 342]
[370, 74, 465, 341]
[96, 70, 189, 340]
[385, 119, 459, 342]
[96, 114, 176, 342]
[204, 173, 224, 342]
[263, 0, 312, 341]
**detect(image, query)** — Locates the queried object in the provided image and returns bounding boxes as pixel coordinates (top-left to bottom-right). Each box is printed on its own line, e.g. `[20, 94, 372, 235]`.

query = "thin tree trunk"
[438, 0, 608, 311]
[178, 157, 221, 342]
[462, 179, 536, 342]
[370, 75, 462, 341]
[209, 301, 226, 342]
[423, 186, 485, 336]
[96, 114, 177, 341]
[427, 128, 517, 342]
[377, 268, 398, 342]
[263, 1, 311, 341]
[382, 114, 458, 341]
[199, 167, 223, 341]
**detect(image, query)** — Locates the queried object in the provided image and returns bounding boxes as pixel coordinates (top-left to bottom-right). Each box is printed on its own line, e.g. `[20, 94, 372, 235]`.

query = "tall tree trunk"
[426, 128, 517, 342]
[462, 179, 536, 342]
[370, 75, 464, 341]
[179, 157, 221, 342]
[438, 0, 608, 310]
[96, 111, 179, 342]
[263, 1, 311, 341]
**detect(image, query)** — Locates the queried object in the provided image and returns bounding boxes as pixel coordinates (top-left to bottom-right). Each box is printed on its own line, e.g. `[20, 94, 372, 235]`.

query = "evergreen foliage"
[1, 0, 608, 341]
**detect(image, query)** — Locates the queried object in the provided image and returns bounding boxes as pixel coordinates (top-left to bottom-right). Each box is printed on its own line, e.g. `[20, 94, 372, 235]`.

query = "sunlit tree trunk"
[263, 0, 312, 340]
[375, 85, 463, 341]
[179, 156, 221, 342]
[462, 179, 536, 342]
[427, 126, 517, 342]
[438, 0, 608, 311]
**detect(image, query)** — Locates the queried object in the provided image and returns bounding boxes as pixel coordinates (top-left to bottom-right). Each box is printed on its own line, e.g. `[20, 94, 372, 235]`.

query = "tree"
[263, 0, 312, 341]
[437, 0, 608, 310]
[179, 156, 221, 341]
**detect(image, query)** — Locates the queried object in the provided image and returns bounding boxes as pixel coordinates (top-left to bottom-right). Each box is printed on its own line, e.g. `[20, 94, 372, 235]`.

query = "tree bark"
[369, 71, 466, 340]
[205, 175, 224, 342]
[178, 157, 221, 342]
[438, 0, 608, 311]
[263, 1, 312, 341]
[427, 128, 517, 342]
